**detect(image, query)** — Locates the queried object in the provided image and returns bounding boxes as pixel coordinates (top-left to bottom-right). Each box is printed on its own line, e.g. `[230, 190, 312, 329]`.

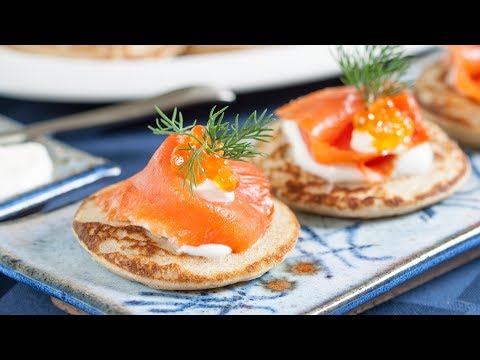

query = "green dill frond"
[208, 107, 275, 160]
[178, 143, 206, 195]
[334, 45, 411, 104]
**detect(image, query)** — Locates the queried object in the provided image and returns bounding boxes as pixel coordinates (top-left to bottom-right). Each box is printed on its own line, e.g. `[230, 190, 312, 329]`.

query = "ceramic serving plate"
[0, 149, 478, 314]
[0, 115, 120, 220]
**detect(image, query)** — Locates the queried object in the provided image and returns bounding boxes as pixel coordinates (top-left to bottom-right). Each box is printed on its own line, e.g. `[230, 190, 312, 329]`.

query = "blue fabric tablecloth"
[0, 80, 479, 315]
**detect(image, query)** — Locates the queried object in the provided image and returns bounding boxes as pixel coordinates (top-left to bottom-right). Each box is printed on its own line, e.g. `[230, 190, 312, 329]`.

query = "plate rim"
[319, 229, 480, 314]
[0, 261, 104, 315]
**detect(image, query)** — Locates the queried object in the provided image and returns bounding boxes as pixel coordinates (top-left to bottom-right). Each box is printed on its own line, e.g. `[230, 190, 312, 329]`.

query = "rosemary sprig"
[148, 106, 274, 194]
[334, 45, 411, 105]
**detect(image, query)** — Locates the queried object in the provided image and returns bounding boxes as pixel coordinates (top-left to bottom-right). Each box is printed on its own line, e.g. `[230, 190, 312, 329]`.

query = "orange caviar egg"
[215, 142, 225, 156]
[353, 96, 414, 154]
[202, 152, 226, 179]
[214, 166, 240, 192]
[170, 143, 190, 170]
[169, 125, 240, 192]
[191, 125, 206, 141]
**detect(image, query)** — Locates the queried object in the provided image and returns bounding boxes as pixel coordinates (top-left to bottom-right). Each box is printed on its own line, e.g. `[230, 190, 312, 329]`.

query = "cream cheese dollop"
[194, 179, 235, 203]
[281, 120, 433, 184]
[350, 130, 378, 154]
[134, 220, 234, 259]
[350, 130, 408, 155]
[178, 244, 232, 258]
[0, 142, 54, 202]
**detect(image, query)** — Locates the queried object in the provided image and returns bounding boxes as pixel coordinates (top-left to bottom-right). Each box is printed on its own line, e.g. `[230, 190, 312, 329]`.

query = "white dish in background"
[0, 45, 433, 103]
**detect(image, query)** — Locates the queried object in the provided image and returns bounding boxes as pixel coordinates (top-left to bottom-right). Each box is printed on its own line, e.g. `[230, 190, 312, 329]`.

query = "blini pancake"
[73, 194, 299, 290]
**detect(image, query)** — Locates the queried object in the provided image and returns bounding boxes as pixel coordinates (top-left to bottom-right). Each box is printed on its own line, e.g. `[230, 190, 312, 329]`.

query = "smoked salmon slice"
[94, 134, 274, 253]
[276, 86, 428, 182]
[445, 45, 480, 103]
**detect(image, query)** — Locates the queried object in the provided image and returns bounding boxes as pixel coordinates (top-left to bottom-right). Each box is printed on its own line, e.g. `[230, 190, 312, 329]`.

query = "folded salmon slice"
[94, 135, 274, 253]
[276, 86, 428, 182]
[446, 45, 480, 103]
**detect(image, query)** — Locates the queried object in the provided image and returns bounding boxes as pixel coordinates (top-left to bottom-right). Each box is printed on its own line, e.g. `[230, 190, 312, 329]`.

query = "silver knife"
[0, 85, 236, 146]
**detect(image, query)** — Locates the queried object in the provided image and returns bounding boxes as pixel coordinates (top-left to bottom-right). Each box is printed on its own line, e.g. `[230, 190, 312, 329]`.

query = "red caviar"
[170, 125, 240, 192]
[353, 96, 415, 154]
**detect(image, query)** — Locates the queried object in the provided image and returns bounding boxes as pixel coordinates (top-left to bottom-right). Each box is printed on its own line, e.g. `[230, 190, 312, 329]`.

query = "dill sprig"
[177, 142, 206, 193]
[148, 106, 199, 140]
[148, 105, 274, 193]
[205, 107, 274, 159]
[334, 45, 411, 105]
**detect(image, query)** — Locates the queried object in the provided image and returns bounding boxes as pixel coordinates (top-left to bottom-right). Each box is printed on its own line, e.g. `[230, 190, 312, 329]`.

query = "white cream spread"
[392, 142, 434, 178]
[0, 142, 54, 202]
[350, 130, 377, 154]
[132, 220, 234, 259]
[178, 244, 232, 258]
[281, 120, 434, 183]
[350, 130, 408, 155]
[194, 179, 235, 203]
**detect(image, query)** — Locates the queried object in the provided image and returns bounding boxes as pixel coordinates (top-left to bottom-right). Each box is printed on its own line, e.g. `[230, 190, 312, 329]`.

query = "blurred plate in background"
[0, 45, 433, 103]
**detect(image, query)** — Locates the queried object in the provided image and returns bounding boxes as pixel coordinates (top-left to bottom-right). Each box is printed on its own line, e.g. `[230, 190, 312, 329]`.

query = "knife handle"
[0, 86, 236, 145]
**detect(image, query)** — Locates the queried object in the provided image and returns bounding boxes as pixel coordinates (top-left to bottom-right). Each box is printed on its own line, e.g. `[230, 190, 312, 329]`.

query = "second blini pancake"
[253, 120, 469, 219]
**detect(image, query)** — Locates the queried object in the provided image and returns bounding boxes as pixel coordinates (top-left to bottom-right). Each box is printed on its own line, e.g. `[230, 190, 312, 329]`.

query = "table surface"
[1, 79, 479, 315]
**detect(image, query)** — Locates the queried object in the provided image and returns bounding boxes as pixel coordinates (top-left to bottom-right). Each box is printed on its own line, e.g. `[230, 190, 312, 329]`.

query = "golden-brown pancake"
[7, 45, 187, 60]
[415, 59, 480, 148]
[253, 121, 470, 218]
[72, 193, 299, 290]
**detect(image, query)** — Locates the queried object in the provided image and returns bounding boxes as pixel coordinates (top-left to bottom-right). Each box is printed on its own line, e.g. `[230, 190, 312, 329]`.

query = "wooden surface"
[50, 297, 88, 315]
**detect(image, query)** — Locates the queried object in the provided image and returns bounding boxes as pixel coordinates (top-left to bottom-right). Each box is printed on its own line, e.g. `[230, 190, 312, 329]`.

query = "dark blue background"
[0, 79, 479, 315]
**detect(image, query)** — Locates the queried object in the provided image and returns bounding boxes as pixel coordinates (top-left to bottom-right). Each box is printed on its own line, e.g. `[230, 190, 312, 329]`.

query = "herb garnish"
[149, 106, 274, 193]
[334, 45, 411, 105]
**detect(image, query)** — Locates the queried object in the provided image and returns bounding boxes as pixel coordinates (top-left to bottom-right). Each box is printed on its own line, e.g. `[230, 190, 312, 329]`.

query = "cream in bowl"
[0, 142, 54, 202]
